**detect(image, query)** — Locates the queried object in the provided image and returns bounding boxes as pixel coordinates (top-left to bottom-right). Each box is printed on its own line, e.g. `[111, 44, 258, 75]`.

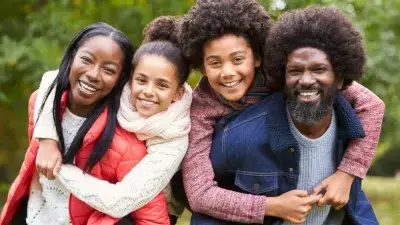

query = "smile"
[221, 80, 242, 87]
[79, 81, 99, 94]
[296, 90, 321, 102]
[139, 98, 157, 106]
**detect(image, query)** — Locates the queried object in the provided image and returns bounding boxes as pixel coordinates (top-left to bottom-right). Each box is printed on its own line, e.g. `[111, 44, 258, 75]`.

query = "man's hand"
[35, 138, 62, 180]
[265, 190, 322, 224]
[312, 170, 355, 210]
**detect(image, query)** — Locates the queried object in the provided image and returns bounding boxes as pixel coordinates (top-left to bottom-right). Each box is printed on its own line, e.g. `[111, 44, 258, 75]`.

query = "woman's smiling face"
[68, 36, 123, 116]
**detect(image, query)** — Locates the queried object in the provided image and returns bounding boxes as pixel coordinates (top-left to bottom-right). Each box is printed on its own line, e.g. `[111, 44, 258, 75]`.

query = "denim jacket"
[191, 92, 378, 225]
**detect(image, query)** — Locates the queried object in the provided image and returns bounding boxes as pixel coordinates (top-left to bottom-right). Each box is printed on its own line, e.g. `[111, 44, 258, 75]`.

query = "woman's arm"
[56, 136, 188, 218]
[182, 81, 268, 224]
[340, 81, 385, 178]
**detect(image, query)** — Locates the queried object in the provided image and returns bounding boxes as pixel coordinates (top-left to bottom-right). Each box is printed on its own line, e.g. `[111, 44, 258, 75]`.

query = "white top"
[27, 108, 86, 225]
[32, 70, 192, 217]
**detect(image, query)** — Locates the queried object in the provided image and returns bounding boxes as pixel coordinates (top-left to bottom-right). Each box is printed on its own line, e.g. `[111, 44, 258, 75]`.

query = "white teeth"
[222, 80, 241, 87]
[299, 91, 319, 96]
[79, 81, 97, 92]
[140, 99, 156, 105]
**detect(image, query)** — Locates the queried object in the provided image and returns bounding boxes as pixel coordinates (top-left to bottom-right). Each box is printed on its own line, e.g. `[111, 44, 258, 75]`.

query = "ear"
[173, 86, 185, 102]
[254, 55, 261, 68]
[336, 77, 344, 90]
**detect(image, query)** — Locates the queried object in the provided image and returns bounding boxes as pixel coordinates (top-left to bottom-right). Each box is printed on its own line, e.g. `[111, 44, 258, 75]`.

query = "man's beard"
[285, 85, 337, 125]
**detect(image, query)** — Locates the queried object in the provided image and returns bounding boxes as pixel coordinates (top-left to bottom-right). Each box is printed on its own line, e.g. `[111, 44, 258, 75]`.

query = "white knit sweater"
[33, 70, 192, 217]
[28, 108, 86, 225]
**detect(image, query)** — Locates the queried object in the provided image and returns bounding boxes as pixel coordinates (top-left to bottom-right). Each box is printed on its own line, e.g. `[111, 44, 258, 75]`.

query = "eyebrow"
[82, 50, 120, 67]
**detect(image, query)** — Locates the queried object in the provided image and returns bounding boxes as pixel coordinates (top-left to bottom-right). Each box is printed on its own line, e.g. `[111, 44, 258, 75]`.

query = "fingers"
[304, 194, 322, 205]
[292, 190, 309, 197]
[312, 180, 327, 195]
[53, 157, 62, 176]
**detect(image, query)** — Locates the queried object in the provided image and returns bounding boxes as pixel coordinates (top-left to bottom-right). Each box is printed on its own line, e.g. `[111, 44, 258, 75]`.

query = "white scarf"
[117, 83, 192, 141]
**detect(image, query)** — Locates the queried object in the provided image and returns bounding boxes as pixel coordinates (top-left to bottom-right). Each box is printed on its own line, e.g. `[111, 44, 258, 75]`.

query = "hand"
[35, 138, 62, 180]
[312, 170, 355, 210]
[265, 190, 322, 224]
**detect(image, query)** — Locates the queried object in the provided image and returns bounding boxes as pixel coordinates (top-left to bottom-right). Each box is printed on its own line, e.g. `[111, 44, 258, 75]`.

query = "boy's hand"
[36, 138, 62, 180]
[312, 170, 355, 210]
[265, 190, 322, 224]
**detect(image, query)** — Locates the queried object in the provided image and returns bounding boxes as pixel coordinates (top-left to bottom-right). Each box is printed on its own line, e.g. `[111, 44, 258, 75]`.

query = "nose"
[221, 63, 235, 79]
[143, 83, 155, 97]
[298, 71, 316, 87]
[86, 65, 101, 82]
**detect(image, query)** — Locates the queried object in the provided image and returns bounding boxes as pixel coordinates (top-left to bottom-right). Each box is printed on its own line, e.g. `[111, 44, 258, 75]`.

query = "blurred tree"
[0, 0, 399, 205]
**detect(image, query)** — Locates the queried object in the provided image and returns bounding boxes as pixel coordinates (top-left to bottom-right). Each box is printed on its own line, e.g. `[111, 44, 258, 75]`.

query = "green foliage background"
[0, 0, 399, 223]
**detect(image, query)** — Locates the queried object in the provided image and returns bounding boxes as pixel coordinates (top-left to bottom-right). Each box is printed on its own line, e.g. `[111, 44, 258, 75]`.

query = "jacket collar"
[266, 92, 365, 153]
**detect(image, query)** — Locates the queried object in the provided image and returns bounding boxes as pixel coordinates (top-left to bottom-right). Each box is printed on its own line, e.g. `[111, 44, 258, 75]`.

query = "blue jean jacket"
[191, 93, 378, 225]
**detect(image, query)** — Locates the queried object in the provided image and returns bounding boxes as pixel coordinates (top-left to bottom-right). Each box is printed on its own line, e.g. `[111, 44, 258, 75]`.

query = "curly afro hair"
[264, 6, 366, 88]
[143, 15, 180, 45]
[180, 0, 273, 69]
[133, 16, 189, 86]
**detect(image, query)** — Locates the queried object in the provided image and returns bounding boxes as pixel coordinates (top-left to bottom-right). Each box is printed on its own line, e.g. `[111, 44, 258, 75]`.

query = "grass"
[176, 176, 400, 225]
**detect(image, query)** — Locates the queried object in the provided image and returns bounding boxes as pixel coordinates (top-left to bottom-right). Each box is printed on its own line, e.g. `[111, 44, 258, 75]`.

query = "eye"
[135, 77, 146, 84]
[209, 60, 221, 68]
[313, 67, 327, 74]
[103, 67, 116, 75]
[287, 69, 302, 76]
[232, 57, 244, 64]
[80, 56, 92, 64]
[158, 83, 169, 89]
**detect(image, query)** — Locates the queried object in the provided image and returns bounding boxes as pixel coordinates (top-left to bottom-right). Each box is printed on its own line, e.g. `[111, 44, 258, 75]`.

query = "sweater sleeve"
[182, 80, 267, 224]
[56, 136, 188, 218]
[339, 81, 385, 178]
[33, 70, 59, 142]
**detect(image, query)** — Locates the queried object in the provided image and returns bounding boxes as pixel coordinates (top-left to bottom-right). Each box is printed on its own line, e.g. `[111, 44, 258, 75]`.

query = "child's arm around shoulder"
[340, 81, 385, 178]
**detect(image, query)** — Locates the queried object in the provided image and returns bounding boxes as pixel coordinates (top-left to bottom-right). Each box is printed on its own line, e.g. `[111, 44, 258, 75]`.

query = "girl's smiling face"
[202, 34, 260, 101]
[130, 55, 184, 118]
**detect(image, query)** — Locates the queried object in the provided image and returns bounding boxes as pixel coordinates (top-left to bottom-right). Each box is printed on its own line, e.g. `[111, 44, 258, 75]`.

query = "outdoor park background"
[0, 0, 399, 224]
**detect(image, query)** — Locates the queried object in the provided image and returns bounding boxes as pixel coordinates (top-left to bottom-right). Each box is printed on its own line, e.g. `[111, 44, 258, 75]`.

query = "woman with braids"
[15, 16, 192, 225]
[180, 0, 384, 224]
[0, 22, 170, 225]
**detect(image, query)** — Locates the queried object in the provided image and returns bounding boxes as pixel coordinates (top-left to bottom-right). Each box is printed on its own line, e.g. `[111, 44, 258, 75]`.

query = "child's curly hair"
[264, 6, 366, 88]
[180, 0, 273, 69]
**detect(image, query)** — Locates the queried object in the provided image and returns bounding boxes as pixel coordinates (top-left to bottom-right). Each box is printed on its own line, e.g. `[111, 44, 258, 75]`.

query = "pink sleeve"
[182, 79, 267, 224]
[340, 81, 385, 178]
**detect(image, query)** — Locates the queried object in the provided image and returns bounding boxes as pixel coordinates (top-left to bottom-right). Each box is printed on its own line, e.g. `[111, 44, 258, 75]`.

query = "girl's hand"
[35, 139, 62, 180]
[265, 190, 321, 224]
[312, 170, 355, 210]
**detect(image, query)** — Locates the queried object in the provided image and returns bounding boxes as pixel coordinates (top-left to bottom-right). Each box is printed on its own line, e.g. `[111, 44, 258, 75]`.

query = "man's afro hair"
[264, 6, 366, 88]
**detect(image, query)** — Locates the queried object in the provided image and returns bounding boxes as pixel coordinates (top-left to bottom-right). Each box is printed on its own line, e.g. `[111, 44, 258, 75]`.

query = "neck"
[292, 109, 333, 139]
[68, 93, 92, 117]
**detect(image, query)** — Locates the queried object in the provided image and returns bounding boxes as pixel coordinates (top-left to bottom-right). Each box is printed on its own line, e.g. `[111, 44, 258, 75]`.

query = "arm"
[33, 70, 59, 141]
[56, 136, 188, 218]
[340, 81, 385, 178]
[182, 80, 267, 224]
[312, 82, 385, 209]
[119, 142, 169, 225]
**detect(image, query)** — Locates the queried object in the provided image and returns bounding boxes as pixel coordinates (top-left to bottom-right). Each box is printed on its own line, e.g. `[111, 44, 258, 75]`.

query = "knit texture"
[283, 108, 342, 225]
[27, 108, 85, 225]
[34, 75, 192, 218]
[182, 80, 384, 223]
